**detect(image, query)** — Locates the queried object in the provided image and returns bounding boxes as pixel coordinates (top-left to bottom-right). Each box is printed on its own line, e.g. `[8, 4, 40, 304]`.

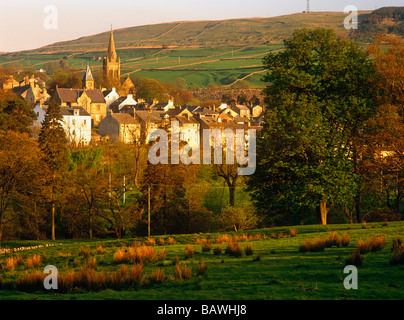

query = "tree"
[38, 101, 68, 239]
[0, 132, 44, 246]
[361, 34, 404, 220]
[0, 97, 36, 135]
[248, 28, 378, 225]
[67, 148, 106, 239]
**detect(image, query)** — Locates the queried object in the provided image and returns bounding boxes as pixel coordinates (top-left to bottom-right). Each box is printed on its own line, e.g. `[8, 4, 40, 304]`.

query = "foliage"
[248, 28, 379, 225]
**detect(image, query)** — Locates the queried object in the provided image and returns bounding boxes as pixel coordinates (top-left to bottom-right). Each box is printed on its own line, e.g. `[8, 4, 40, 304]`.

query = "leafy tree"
[248, 28, 378, 225]
[0, 132, 44, 246]
[0, 97, 36, 135]
[38, 101, 68, 239]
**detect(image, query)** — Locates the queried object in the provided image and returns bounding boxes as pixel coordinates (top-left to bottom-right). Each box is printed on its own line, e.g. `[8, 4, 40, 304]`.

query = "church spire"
[107, 29, 117, 62]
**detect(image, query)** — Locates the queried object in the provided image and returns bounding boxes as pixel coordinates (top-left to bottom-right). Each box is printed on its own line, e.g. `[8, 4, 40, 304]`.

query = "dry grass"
[146, 238, 156, 246]
[299, 238, 325, 252]
[158, 238, 165, 246]
[289, 228, 298, 237]
[96, 245, 105, 254]
[341, 233, 350, 247]
[325, 232, 341, 248]
[175, 264, 192, 280]
[357, 235, 386, 254]
[226, 241, 243, 257]
[2, 256, 23, 271]
[149, 268, 165, 284]
[390, 243, 404, 265]
[213, 245, 222, 255]
[113, 245, 162, 265]
[245, 244, 254, 256]
[202, 242, 212, 252]
[167, 237, 175, 245]
[215, 234, 231, 244]
[195, 260, 208, 277]
[78, 247, 91, 259]
[346, 248, 363, 267]
[26, 254, 41, 269]
[15, 270, 44, 292]
[185, 246, 194, 259]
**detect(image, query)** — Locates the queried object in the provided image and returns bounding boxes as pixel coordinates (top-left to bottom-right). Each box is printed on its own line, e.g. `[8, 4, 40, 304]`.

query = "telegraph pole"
[147, 186, 151, 237]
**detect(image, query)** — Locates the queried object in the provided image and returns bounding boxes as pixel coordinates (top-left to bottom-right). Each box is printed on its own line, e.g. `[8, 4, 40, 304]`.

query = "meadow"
[0, 221, 403, 300]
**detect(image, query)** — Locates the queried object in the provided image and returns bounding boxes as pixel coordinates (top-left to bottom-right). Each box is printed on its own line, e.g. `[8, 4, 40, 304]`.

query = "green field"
[0, 221, 403, 300]
[0, 45, 282, 88]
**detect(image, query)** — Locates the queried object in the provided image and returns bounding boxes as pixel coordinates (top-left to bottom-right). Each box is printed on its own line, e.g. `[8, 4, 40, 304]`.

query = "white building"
[61, 107, 92, 145]
[103, 87, 120, 110]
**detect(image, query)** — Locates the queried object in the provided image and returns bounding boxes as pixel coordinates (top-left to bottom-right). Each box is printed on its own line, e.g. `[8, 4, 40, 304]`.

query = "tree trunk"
[51, 202, 55, 240]
[316, 201, 328, 225]
[355, 193, 362, 223]
[229, 185, 236, 207]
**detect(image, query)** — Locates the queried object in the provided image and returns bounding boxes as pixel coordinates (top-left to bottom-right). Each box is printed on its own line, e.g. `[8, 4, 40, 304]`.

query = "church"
[103, 29, 121, 83]
[103, 28, 135, 94]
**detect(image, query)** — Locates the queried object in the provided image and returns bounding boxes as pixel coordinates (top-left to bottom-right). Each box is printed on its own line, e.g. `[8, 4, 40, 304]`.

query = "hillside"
[20, 11, 372, 55]
[0, 10, 396, 88]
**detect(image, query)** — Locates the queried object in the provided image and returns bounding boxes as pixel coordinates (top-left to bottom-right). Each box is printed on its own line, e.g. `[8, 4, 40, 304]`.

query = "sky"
[0, 0, 403, 52]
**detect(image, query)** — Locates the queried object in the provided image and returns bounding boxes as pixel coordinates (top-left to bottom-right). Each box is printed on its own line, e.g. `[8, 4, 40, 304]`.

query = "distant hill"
[14, 11, 372, 55]
[355, 6, 404, 39]
[1, 9, 402, 89]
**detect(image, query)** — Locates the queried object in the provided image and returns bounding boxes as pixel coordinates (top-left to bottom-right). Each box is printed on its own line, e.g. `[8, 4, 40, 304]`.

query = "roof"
[135, 110, 162, 123]
[83, 65, 94, 81]
[111, 113, 139, 125]
[60, 107, 90, 117]
[12, 84, 31, 96]
[56, 88, 106, 104]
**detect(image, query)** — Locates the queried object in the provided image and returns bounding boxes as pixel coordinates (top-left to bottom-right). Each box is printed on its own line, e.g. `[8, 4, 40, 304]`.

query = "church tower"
[82, 65, 95, 89]
[103, 29, 121, 83]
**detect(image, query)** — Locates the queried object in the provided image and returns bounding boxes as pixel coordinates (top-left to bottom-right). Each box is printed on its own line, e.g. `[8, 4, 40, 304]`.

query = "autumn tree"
[0, 132, 44, 246]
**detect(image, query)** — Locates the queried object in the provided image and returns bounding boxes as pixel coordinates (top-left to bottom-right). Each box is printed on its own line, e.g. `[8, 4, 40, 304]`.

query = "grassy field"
[0, 221, 403, 300]
[0, 45, 281, 88]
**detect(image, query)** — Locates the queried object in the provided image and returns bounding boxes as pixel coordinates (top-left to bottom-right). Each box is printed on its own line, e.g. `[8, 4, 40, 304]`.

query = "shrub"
[245, 244, 254, 256]
[185, 246, 194, 259]
[218, 204, 261, 232]
[195, 261, 208, 277]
